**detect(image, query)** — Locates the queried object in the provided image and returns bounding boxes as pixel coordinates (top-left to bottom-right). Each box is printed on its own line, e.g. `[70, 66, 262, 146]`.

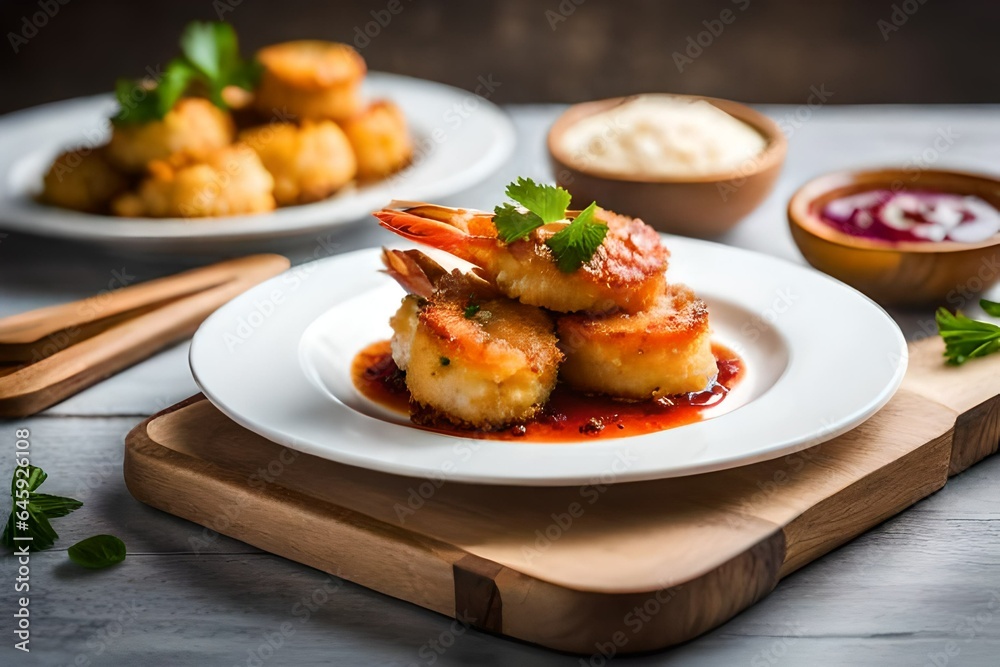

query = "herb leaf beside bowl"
[936, 299, 1000, 365]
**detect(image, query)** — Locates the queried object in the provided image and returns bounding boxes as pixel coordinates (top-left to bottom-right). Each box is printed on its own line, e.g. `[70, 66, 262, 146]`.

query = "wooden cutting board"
[123, 335, 1000, 655]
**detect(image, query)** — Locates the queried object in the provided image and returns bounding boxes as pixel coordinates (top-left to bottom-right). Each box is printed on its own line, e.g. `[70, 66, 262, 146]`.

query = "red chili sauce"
[818, 189, 1000, 244]
[351, 340, 744, 442]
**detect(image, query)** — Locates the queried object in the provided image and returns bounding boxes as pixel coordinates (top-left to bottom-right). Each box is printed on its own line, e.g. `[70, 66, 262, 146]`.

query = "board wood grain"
[123, 338, 1000, 654]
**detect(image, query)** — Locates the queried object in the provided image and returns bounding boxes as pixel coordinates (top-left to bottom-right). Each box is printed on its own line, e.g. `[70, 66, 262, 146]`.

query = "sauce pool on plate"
[818, 189, 1000, 244]
[351, 340, 744, 442]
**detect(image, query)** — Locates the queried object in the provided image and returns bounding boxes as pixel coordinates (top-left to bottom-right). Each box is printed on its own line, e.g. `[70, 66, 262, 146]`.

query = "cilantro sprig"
[492, 178, 608, 273]
[114, 21, 260, 125]
[936, 299, 1000, 365]
[545, 202, 608, 273]
[3, 465, 82, 551]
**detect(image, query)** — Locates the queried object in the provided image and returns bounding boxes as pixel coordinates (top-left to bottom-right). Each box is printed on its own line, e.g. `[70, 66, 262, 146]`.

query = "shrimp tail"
[381, 248, 498, 299]
[374, 209, 469, 254]
[373, 202, 497, 261]
[381, 248, 445, 298]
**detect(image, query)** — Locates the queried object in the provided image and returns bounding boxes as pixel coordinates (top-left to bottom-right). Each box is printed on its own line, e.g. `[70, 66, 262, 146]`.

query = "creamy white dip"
[559, 95, 767, 178]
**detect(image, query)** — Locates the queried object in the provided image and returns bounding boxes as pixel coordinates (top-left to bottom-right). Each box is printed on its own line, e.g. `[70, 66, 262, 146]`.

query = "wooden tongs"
[0, 254, 289, 418]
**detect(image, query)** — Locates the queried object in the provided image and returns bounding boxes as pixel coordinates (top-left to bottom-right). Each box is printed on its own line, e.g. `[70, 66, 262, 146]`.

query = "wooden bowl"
[547, 95, 787, 238]
[788, 168, 1000, 307]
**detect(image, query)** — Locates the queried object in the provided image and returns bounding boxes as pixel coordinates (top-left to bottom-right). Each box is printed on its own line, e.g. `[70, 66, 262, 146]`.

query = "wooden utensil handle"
[0, 255, 285, 345]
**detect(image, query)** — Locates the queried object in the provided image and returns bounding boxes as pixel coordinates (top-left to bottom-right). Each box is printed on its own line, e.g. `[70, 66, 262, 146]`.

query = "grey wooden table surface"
[1, 105, 999, 667]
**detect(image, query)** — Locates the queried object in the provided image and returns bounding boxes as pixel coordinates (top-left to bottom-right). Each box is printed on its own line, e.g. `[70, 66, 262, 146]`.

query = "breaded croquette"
[239, 120, 356, 205]
[40, 147, 129, 213]
[339, 100, 412, 180]
[557, 283, 717, 399]
[384, 249, 562, 430]
[111, 144, 275, 218]
[106, 98, 235, 173]
[254, 41, 366, 122]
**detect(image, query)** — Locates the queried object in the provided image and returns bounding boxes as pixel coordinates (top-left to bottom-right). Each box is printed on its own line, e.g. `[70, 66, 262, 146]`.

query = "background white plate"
[0, 73, 514, 251]
[190, 238, 907, 486]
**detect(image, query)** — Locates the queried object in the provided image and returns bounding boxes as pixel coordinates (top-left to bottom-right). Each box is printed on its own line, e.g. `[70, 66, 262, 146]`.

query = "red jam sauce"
[351, 340, 744, 442]
[818, 189, 1000, 244]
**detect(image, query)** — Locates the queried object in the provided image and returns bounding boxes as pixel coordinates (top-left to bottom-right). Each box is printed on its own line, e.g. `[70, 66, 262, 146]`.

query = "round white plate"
[0, 73, 514, 250]
[190, 239, 907, 486]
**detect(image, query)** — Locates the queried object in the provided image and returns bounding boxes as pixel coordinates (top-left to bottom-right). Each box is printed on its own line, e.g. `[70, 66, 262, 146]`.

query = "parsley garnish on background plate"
[492, 178, 608, 273]
[114, 21, 260, 125]
[936, 299, 1000, 365]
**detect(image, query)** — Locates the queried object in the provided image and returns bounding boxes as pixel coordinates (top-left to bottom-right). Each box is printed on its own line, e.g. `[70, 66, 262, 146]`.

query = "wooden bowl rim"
[547, 94, 788, 185]
[787, 167, 1000, 254]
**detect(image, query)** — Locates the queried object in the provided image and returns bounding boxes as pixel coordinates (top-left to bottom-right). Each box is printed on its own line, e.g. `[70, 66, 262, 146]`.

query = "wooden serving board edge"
[122, 336, 1000, 655]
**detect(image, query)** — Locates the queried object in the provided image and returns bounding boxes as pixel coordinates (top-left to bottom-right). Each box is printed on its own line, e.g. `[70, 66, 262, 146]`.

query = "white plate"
[0, 73, 514, 250]
[190, 239, 907, 486]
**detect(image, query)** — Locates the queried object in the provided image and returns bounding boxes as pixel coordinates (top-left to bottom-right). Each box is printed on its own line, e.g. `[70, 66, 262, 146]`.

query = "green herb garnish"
[440, 356, 451, 366]
[493, 203, 544, 244]
[179, 21, 261, 106]
[2, 465, 82, 551]
[68, 535, 127, 569]
[114, 21, 260, 124]
[491, 178, 607, 272]
[464, 301, 481, 319]
[505, 177, 572, 224]
[936, 299, 1000, 365]
[544, 202, 608, 273]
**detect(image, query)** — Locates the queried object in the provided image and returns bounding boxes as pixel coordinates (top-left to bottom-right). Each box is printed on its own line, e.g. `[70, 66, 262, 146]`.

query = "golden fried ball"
[557, 284, 717, 399]
[339, 100, 412, 181]
[254, 41, 366, 121]
[390, 291, 562, 430]
[107, 98, 235, 173]
[239, 120, 357, 206]
[40, 146, 129, 213]
[111, 144, 275, 218]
